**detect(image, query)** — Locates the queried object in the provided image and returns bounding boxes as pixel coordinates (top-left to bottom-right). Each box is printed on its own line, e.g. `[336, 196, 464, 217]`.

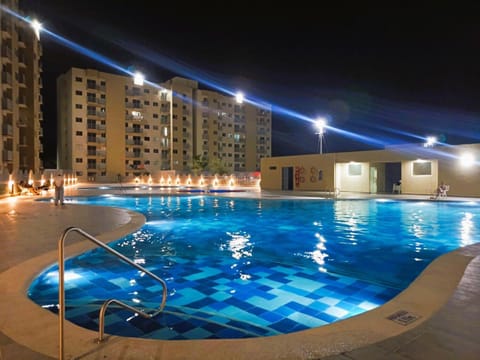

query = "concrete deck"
[1, 187, 479, 359]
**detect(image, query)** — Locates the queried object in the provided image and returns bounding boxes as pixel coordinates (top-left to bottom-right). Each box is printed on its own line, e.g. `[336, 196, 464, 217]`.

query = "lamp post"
[315, 118, 327, 154]
[235, 91, 244, 104]
[424, 136, 437, 148]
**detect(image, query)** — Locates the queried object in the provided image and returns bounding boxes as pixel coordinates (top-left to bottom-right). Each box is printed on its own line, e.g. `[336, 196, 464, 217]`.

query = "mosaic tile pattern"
[30, 254, 400, 340]
[29, 196, 480, 340]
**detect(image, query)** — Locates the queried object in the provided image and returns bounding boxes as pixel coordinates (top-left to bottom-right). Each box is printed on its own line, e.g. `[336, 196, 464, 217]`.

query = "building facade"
[261, 143, 480, 197]
[0, 0, 43, 179]
[57, 68, 271, 182]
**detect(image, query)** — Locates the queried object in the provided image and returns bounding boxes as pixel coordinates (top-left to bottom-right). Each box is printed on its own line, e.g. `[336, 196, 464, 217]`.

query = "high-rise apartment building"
[0, 0, 43, 177]
[57, 68, 271, 182]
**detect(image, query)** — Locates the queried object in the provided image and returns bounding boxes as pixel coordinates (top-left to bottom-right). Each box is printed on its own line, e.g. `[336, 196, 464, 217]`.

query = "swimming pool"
[28, 196, 480, 340]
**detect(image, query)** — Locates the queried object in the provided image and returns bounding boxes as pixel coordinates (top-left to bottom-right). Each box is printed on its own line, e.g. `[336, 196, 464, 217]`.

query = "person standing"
[54, 173, 65, 206]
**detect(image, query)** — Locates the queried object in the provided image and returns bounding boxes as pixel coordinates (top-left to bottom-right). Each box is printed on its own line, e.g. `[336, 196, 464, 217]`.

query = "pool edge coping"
[0, 199, 478, 359]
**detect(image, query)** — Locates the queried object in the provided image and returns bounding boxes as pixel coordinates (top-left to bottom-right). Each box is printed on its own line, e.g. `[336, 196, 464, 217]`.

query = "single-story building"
[260, 143, 480, 197]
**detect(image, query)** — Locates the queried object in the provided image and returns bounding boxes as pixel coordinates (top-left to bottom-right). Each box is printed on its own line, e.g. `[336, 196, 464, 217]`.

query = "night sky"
[19, 1, 480, 165]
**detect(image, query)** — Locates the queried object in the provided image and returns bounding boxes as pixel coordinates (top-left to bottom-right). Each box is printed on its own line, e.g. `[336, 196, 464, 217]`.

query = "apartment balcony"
[2, 98, 13, 110]
[17, 96, 27, 107]
[96, 137, 106, 144]
[2, 150, 13, 162]
[96, 164, 106, 170]
[2, 125, 13, 137]
[86, 84, 106, 92]
[125, 114, 144, 121]
[1, 71, 12, 85]
[1, 46, 12, 59]
[17, 55, 26, 67]
[17, 74, 27, 87]
[125, 102, 143, 109]
[125, 89, 142, 97]
[17, 118, 28, 127]
[125, 127, 143, 133]
[125, 152, 142, 158]
[17, 33, 26, 47]
[125, 139, 143, 146]
[1, 20, 12, 33]
[18, 138, 28, 148]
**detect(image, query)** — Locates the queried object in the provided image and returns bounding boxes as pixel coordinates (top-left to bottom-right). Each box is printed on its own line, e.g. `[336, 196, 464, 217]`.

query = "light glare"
[133, 72, 144, 86]
[460, 152, 475, 167]
[30, 19, 42, 40]
[235, 92, 244, 104]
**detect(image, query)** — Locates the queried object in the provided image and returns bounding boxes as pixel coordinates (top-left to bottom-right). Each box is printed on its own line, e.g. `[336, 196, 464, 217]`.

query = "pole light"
[235, 91, 244, 104]
[30, 19, 42, 40]
[133, 72, 144, 86]
[315, 118, 327, 154]
[424, 136, 437, 148]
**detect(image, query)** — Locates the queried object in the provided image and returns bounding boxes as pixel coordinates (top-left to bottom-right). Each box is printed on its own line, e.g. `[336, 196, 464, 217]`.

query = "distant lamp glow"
[235, 92, 244, 104]
[133, 72, 144, 86]
[315, 118, 327, 134]
[424, 136, 437, 147]
[30, 19, 42, 40]
[460, 152, 475, 167]
[315, 117, 327, 154]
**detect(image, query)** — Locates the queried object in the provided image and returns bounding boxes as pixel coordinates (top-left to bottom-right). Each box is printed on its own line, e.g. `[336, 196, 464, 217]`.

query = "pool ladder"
[58, 226, 168, 360]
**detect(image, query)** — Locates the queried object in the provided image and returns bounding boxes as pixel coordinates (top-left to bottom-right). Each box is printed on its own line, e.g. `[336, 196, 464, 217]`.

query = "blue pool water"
[28, 196, 480, 340]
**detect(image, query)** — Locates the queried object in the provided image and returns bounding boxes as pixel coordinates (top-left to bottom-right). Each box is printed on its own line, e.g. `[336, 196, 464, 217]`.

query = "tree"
[191, 155, 208, 175]
[208, 157, 229, 175]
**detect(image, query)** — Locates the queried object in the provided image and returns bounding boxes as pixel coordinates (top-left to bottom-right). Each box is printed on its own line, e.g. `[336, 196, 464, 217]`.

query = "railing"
[58, 226, 168, 360]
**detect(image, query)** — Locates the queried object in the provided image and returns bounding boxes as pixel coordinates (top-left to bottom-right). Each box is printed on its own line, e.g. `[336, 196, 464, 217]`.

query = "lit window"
[412, 161, 432, 176]
[348, 163, 362, 176]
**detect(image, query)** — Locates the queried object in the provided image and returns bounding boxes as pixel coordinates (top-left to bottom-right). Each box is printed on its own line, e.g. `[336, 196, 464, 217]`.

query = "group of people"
[16, 173, 65, 205]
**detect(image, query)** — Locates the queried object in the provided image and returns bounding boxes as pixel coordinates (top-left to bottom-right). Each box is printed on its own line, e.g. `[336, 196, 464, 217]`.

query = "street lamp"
[315, 118, 327, 154]
[133, 71, 144, 86]
[30, 19, 42, 40]
[424, 136, 437, 148]
[235, 91, 244, 104]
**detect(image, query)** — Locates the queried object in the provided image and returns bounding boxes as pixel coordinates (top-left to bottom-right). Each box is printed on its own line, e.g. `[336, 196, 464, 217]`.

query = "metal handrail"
[97, 298, 164, 342]
[58, 226, 168, 360]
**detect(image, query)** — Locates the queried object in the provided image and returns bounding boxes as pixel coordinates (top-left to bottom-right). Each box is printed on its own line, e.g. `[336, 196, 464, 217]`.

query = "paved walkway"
[0, 188, 479, 359]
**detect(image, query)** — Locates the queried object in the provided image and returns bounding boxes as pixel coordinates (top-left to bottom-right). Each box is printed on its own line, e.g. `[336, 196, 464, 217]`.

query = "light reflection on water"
[64, 196, 480, 288]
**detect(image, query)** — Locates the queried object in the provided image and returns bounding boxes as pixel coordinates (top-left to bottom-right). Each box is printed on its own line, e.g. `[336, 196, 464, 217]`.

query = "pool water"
[28, 196, 480, 340]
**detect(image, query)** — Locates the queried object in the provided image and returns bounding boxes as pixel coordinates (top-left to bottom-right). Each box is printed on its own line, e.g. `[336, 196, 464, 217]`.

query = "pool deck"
[1, 186, 480, 359]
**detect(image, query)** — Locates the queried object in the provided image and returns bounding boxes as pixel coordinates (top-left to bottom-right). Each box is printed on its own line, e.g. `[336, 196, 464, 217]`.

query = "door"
[370, 167, 377, 193]
[282, 167, 293, 190]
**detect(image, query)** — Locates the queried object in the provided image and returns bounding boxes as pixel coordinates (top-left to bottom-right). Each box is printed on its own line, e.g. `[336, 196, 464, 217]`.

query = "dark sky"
[20, 1, 480, 163]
